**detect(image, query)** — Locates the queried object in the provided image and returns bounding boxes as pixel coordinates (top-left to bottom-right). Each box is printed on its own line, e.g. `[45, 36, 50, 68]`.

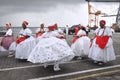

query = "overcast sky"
[0, 0, 119, 27]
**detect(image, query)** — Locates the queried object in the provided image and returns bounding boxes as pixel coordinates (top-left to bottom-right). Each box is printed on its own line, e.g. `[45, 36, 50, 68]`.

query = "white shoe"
[54, 67, 61, 71]
[54, 63, 61, 71]
[8, 51, 14, 57]
[9, 51, 14, 55]
[93, 61, 98, 64]
[98, 62, 104, 65]
[77, 56, 82, 60]
[8, 54, 14, 57]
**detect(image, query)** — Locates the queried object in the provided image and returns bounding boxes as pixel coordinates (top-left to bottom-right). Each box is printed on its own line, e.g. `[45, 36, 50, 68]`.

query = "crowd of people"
[0, 20, 116, 71]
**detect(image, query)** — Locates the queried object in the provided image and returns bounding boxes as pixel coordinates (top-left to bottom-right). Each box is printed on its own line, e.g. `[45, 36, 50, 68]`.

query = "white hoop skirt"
[28, 37, 74, 64]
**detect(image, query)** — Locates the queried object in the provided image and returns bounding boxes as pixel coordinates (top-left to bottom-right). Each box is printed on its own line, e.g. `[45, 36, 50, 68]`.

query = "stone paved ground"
[0, 32, 120, 80]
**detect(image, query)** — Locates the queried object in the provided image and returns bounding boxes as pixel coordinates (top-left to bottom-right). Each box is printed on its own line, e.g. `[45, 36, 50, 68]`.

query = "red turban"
[100, 20, 106, 25]
[48, 25, 54, 31]
[23, 21, 28, 26]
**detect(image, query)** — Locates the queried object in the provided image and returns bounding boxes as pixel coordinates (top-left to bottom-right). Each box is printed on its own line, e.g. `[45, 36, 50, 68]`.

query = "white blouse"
[95, 27, 112, 36]
[19, 28, 32, 36]
[77, 30, 86, 37]
[5, 28, 13, 36]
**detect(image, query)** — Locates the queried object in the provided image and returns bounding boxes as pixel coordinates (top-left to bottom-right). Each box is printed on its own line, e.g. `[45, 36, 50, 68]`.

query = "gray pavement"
[0, 32, 120, 80]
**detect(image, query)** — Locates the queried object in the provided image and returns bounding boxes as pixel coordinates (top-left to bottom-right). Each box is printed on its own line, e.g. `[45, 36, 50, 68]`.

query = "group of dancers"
[0, 20, 116, 71]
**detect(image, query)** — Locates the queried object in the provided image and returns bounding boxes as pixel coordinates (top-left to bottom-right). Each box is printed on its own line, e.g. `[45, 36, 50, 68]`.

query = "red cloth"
[90, 37, 95, 48]
[16, 37, 27, 44]
[36, 32, 43, 38]
[72, 35, 86, 43]
[96, 36, 109, 49]
[75, 27, 79, 35]
[72, 37, 79, 43]
[100, 20, 106, 25]
[48, 25, 55, 31]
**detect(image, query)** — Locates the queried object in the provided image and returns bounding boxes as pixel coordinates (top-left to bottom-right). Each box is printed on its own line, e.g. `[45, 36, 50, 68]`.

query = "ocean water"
[0, 27, 65, 37]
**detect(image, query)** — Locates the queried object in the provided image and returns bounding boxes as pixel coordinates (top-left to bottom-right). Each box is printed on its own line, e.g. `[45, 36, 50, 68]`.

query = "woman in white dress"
[28, 25, 74, 71]
[71, 27, 90, 59]
[0, 23, 15, 57]
[88, 20, 116, 65]
[9, 21, 36, 59]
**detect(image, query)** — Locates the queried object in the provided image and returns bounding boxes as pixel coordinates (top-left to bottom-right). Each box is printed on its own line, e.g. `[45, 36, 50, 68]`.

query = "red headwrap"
[48, 25, 54, 31]
[23, 21, 28, 26]
[100, 20, 106, 25]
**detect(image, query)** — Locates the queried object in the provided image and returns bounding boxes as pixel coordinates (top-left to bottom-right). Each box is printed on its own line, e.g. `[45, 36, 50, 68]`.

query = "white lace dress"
[28, 31, 74, 65]
[15, 36, 36, 59]
[88, 27, 116, 62]
[71, 30, 90, 57]
[9, 28, 36, 59]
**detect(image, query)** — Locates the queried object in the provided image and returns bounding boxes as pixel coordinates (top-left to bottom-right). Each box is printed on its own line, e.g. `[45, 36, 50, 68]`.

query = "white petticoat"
[0, 46, 7, 51]
[15, 36, 36, 59]
[88, 37, 116, 62]
[28, 37, 74, 64]
[9, 42, 16, 51]
[71, 36, 90, 57]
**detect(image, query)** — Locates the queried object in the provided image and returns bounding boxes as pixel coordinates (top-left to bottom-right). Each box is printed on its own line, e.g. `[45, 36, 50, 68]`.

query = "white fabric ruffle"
[28, 37, 74, 64]
[15, 36, 36, 59]
[88, 37, 116, 62]
[71, 36, 90, 57]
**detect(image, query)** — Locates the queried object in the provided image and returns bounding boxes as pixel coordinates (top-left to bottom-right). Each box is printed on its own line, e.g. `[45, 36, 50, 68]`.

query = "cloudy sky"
[0, 0, 119, 27]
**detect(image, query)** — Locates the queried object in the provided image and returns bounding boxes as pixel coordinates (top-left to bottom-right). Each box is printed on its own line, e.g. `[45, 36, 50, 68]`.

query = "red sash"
[96, 36, 109, 49]
[90, 37, 95, 48]
[16, 36, 27, 44]
[36, 32, 43, 38]
[75, 27, 79, 35]
[72, 35, 86, 43]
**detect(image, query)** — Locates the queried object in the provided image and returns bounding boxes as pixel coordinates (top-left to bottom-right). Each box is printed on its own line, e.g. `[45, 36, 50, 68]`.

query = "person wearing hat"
[0, 23, 15, 57]
[16, 21, 31, 44]
[36, 25, 55, 43]
[28, 25, 74, 71]
[10, 21, 36, 59]
[88, 20, 116, 65]
[71, 26, 90, 60]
